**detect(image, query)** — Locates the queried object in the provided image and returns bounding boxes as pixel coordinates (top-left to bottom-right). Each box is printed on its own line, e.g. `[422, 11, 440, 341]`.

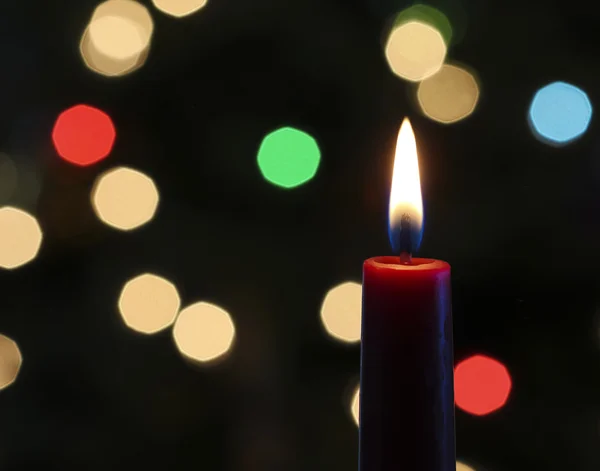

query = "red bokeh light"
[52, 104, 116, 166]
[454, 354, 512, 416]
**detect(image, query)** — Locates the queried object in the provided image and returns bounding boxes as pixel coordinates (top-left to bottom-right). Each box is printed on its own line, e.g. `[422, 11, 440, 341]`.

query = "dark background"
[1, 0, 600, 470]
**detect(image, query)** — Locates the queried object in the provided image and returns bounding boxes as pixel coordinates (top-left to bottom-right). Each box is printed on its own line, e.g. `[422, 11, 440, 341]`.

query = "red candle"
[359, 119, 455, 470]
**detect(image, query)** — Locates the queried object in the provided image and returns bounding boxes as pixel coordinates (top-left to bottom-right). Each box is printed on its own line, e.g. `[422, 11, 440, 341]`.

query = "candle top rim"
[365, 256, 449, 271]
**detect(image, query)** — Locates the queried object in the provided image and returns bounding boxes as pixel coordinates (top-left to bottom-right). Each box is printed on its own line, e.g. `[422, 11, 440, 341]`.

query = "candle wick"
[400, 251, 412, 265]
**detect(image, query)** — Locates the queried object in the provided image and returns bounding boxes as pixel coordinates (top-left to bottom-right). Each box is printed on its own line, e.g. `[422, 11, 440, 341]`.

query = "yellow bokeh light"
[0, 334, 22, 390]
[456, 461, 476, 471]
[385, 21, 447, 82]
[320, 282, 362, 343]
[152, 0, 208, 18]
[173, 302, 236, 363]
[88, 0, 154, 61]
[92, 167, 159, 231]
[417, 64, 480, 124]
[351, 385, 360, 426]
[80, 27, 148, 77]
[118, 273, 181, 334]
[0, 207, 43, 269]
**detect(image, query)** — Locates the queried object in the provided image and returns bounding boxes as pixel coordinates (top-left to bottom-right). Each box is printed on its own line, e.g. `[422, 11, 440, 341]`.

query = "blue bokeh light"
[528, 81, 592, 146]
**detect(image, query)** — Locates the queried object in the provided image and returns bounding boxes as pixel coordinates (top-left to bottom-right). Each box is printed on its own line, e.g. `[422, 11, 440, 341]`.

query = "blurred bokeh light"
[257, 127, 321, 189]
[320, 281, 362, 343]
[52, 104, 116, 166]
[173, 302, 236, 364]
[454, 354, 512, 416]
[80, 26, 148, 77]
[385, 21, 447, 82]
[152, 0, 208, 18]
[88, 0, 153, 61]
[351, 384, 360, 426]
[456, 461, 476, 471]
[118, 273, 181, 334]
[417, 63, 480, 124]
[0, 153, 18, 204]
[0, 334, 22, 390]
[392, 4, 453, 45]
[92, 167, 159, 231]
[0, 207, 43, 269]
[529, 81, 592, 145]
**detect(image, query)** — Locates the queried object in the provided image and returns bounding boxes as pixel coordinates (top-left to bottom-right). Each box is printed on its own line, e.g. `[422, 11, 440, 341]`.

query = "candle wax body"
[359, 256, 455, 471]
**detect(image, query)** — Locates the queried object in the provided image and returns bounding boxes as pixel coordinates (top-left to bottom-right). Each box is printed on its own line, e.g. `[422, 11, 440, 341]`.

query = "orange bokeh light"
[454, 354, 512, 416]
[52, 104, 116, 166]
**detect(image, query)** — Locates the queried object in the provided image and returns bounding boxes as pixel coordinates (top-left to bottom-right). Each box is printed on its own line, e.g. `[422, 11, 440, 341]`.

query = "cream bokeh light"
[456, 461, 476, 471]
[80, 27, 148, 77]
[417, 64, 480, 124]
[152, 0, 208, 17]
[0, 334, 22, 390]
[385, 21, 447, 82]
[88, 0, 154, 61]
[351, 385, 360, 426]
[0, 207, 43, 269]
[320, 282, 362, 343]
[173, 302, 236, 363]
[92, 167, 159, 231]
[118, 274, 181, 334]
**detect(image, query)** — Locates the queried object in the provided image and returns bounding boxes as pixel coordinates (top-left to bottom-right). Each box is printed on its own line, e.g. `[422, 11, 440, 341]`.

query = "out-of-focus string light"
[454, 354, 512, 416]
[0, 207, 43, 269]
[91, 167, 159, 231]
[88, 0, 154, 61]
[320, 282, 362, 343]
[152, 0, 208, 18]
[0, 334, 22, 390]
[350, 385, 360, 426]
[392, 4, 453, 46]
[417, 63, 480, 124]
[52, 105, 116, 166]
[80, 27, 148, 77]
[257, 127, 321, 189]
[385, 21, 447, 82]
[457, 461, 476, 471]
[173, 302, 236, 364]
[118, 273, 181, 334]
[529, 81, 592, 146]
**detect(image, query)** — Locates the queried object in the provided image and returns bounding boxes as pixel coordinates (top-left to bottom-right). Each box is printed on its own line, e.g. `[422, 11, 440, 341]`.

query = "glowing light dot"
[118, 274, 181, 334]
[529, 81, 592, 145]
[80, 27, 148, 77]
[385, 21, 447, 82]
[320, 282, 362, 343]
[52, 105, 116, 166]
[417, 64, 480, 124]
[88, 0, 154, 60]
[351, 385, 360, 426]
[0, 334, 22, 390]
[173, 302, 236, 363]
[454, 355, 512, 416]
[152, 0, 208, 17]
[92, 167, 159, 231]
[457, 461, 476, 471]
[0, 207, 43, 269]
[393, 5, 453, 46]
[257, 127, 321, 189]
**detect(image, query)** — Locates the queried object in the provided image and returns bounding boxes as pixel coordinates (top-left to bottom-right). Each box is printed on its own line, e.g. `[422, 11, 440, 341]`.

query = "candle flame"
[388, 118, 424, 254]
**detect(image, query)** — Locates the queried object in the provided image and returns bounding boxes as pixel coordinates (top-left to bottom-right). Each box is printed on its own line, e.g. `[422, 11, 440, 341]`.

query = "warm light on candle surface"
[388, 118, 424, 254]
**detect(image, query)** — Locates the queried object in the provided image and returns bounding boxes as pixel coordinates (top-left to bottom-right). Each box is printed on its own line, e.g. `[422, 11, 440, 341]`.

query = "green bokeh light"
[257, 127, 321, 189]
[393, 4, 453, 45]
